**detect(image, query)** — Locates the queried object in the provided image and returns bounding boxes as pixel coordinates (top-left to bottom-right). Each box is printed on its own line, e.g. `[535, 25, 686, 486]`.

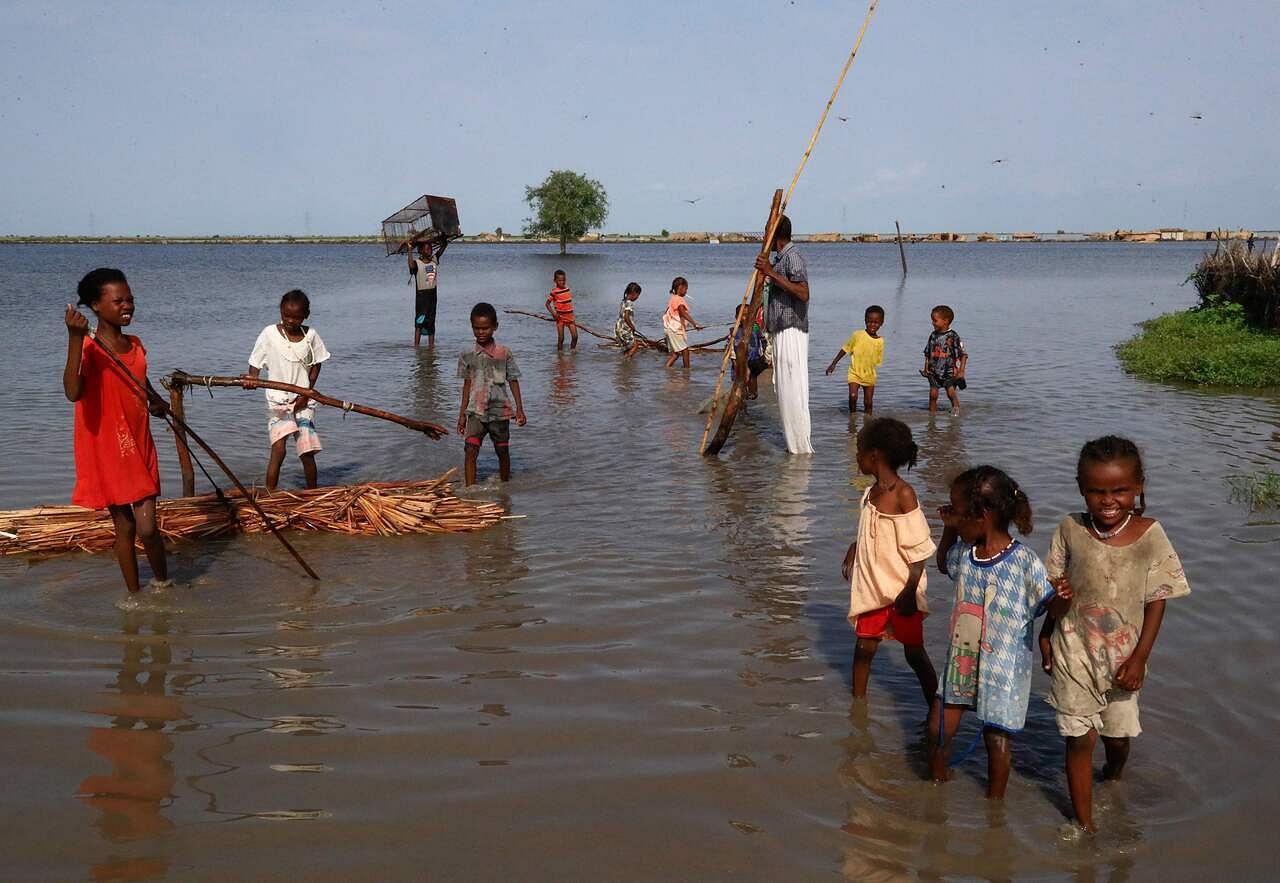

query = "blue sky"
[1, 1, 1276, 235]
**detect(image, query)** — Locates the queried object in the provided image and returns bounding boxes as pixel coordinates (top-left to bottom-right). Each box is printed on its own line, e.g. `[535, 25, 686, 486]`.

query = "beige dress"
[847, 486, 936, 622]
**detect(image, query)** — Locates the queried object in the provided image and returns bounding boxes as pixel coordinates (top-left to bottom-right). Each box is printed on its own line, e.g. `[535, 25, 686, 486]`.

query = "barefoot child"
[614, 282, 643, 358]
[63, 268, 171, 594]
[242, 290, 330, 491]
[841, 418, 938, 704]
[663, 276, 703, 369]
[458, 303, 527, 485]
[921, 305, 967, 415]
[930, 466, 1065, 798]
[408, 241, 440, 348]
[545, 270, 578, 350]
[1040, 436, 1189, 832]
[826, 305, 885, 413]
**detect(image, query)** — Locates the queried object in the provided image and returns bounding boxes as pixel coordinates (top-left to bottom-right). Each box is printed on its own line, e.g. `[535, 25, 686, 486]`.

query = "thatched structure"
[1190, 239, 1280, 329]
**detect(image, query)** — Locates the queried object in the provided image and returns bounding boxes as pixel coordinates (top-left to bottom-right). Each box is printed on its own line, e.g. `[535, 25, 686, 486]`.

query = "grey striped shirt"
[764, 243, 809, 334]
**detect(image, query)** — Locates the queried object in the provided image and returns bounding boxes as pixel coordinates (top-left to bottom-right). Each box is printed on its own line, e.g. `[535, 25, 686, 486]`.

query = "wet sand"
[1, 242, 1277, 879]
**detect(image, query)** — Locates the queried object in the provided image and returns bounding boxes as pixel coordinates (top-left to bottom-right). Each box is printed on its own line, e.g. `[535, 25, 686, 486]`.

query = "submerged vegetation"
[1118, 241, 1280, 387]
[1226, 471, 1280, 513]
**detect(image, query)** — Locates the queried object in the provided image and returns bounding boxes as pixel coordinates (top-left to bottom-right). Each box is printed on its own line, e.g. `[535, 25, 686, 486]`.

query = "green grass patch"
[1116, 303, 1280, 387]
[1227, 471, 1280, 513]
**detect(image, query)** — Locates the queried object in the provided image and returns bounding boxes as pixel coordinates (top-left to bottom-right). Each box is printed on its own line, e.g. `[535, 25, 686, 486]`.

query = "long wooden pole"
[895, 219, 908, 276]
[700, 0, 880, 456]
[166, 372, 447, 439]
[87, 334, 320, 580]
[167, 383, 196, 497]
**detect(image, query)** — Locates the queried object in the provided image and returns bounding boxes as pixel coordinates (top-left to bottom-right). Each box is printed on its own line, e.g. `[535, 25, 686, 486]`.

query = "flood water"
[1, 241, 1276, 880]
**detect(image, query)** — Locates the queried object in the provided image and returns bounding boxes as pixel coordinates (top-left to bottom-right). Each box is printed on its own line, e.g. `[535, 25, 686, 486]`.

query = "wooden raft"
[0, 472, 505, 557]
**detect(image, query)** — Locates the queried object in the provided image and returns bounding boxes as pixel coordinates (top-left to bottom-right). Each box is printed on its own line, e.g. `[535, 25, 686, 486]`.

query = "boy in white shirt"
[242, 289, 331, 490]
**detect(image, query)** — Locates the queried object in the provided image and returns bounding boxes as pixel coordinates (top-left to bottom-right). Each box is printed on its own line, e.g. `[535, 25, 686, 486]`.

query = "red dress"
[72, 336, 161, 509]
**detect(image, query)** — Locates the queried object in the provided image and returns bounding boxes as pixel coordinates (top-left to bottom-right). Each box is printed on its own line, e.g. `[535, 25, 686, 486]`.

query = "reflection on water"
[78, 612, 185, 879]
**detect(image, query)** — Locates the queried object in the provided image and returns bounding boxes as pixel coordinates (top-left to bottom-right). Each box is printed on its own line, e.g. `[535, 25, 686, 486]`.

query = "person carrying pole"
[754, 215, 813, 454]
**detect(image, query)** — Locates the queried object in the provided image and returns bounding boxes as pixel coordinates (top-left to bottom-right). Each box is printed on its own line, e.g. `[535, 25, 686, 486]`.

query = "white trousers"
[771, 327, 813, 454]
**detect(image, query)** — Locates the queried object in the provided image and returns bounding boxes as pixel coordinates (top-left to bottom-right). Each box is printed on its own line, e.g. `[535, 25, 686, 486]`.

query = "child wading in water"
[408, 241, 440, 348]
[1040, 436, 1189, 832]
[663, 276, 704, 369]
[931, 466, 1066, 797]
[827, 304, 885, 413]
[458, 302, 526, 485]
[242, 290, 331, 491]
[614, 282, 643, 358]
[842, 418, 938, 704]
[921, 305, 967, 416]
[63, 268, 171, 594]
[546, 270, 578, 350]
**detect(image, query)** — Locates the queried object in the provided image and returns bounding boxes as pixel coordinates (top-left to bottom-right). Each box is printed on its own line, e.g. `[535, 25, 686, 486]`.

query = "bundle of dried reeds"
[0, 472, 505, 557]
[1192, 239, 1280, 329]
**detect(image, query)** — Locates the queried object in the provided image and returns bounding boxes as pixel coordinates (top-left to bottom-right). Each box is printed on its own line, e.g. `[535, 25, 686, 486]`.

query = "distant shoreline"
[1, 229, 1273, 246]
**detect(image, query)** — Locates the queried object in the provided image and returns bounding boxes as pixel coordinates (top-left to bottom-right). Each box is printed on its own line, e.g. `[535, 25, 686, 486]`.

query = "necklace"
[971, 539, 1014, 563]
[1089, 512, 1132, 541]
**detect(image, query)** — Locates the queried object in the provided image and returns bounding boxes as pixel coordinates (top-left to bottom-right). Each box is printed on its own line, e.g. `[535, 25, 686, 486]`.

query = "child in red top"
[545, 269, 578, 350]
[63, 268, 170, 594]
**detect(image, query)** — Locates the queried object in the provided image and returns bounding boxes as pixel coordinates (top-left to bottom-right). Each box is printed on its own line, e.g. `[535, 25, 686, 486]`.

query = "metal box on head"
[382, 195, 462, 256]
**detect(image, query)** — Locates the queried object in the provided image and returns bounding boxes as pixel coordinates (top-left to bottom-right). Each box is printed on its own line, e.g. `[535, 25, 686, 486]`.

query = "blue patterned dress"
[940, 540, 1055, 732]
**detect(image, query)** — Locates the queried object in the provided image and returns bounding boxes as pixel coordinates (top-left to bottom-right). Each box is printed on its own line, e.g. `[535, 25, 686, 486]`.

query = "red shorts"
[854, 604, 924, 645]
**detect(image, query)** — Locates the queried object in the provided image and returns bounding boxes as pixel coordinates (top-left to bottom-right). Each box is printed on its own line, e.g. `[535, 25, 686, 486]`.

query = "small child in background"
[63, 268, 170, 594]
[545, 269, 578, 350]
[242, 290, 330, 491]
[930, 466, 1065, 798]
[408, 240, 440, 348]
[1040, 436, 1189, 833]
[614, 282, 643, 358]
[921, 305, 967, 415]
[826, 304, 885, 413]
[663, 276, 703, 369]
[841, 418, 938, 705]
[458, 302, 526, 485]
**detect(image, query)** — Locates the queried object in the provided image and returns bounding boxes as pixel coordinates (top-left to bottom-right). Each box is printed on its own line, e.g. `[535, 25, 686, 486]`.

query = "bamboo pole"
[502, 310, 728, 352]
[168, 382, 196, 497]
[699, 0, 880, 456]
[166, 372, 447, 439]
[895, 220, 908, 276]
[87, 334, 319, 580]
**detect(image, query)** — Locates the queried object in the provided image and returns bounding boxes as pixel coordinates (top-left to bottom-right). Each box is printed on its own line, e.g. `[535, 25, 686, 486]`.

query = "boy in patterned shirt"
[458, 302, 526, 485]
[921, 304, 968, 416]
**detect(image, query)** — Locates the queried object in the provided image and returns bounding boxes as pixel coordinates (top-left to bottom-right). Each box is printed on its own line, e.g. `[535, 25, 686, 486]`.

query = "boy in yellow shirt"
[826, 305, 885, 413]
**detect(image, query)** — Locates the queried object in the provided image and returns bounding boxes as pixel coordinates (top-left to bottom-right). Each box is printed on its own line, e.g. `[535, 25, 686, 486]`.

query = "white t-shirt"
[411, 257, 438, 291]
[248, 325, 331, 406]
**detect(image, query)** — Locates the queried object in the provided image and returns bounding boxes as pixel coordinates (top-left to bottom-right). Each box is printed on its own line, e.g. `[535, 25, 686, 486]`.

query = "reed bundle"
[1191, 239, 1280, 329]
[0, 472, 504, 557]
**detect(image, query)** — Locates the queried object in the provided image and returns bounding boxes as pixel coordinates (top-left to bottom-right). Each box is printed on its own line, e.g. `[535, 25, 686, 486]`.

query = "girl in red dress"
[63, 268, 170, 593]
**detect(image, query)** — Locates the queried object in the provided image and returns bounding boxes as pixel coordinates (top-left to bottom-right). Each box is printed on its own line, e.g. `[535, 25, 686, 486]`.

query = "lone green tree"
[524, 170, 609, 255]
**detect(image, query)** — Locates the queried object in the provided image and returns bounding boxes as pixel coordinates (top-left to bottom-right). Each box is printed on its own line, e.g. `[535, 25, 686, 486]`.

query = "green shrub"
[1116, 303, 1280, 387]
[1227, 471, 1280, 512]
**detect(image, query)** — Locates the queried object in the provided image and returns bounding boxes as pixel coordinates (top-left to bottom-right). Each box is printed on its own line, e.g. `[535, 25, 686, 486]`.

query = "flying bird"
[991, 158, 1008, 164]
[683, 197, 702, 205]
[1190, 113, 1203, 120]
[837, 116, 848, 122]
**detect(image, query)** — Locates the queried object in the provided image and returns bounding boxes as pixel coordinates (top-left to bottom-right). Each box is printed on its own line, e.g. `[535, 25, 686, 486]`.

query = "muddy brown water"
[1, 242, 1276, 880]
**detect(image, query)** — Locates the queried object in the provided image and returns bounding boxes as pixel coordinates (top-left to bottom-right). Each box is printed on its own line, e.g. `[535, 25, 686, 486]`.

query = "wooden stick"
[167, 371, 447, 439]
[895, 219, 908, 276]
[168, 382, 196, 497]
[87, 334, 320, 580]
[503, 309, 727, 352]
[700, 0, 879, 456]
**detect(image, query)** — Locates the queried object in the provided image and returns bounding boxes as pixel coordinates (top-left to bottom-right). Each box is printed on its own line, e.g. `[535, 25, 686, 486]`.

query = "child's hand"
[1113, 655, 1147, 692]
[239, 374, 259, 390]
[147, 395, 169, 418]
[825, 365, 834, 376]
[840, 542, 857, 581]
[515, 409, 527, 427]
[457, 414, 467, 435]
[1050, 576, 1074, 604]
[65, 304, 89, 337]
[1039, 634, 1054, 673]
[292, 397, 310, 415]
[938, 503, 960, 530]
[894, 587, 918, 617]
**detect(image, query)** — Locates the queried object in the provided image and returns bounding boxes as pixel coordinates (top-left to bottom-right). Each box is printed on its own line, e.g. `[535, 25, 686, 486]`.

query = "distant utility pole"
[895, 219, 907, 277]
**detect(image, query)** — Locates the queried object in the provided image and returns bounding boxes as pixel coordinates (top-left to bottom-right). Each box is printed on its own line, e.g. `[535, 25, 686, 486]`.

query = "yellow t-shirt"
[842, 329, 884, 385]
